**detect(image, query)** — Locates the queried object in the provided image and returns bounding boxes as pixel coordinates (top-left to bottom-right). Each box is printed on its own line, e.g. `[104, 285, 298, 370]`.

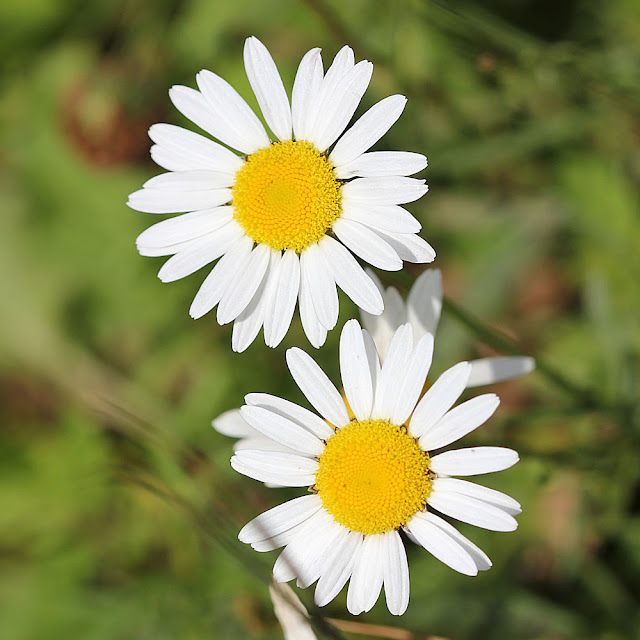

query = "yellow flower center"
[314, 419, 432, 535]
[232, 140, 342, 252]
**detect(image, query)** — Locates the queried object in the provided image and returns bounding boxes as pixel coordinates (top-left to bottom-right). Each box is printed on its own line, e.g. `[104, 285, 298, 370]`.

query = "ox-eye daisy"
[228, 319, 521, 616]
[361, 268, 536, 383]
[128, 37, 432, 351]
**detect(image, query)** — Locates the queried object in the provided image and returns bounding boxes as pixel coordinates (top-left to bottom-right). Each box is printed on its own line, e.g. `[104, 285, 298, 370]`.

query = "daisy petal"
[217, 244, 271, 324]
[298, 265, 328, 349]
[286, 347, 350, 427]
[431, 477, 521, 515]
[142, 170, 234, 191]
[420, 511, 492, 571]
[340, 319, 374, 421]
[300, 244, 339, 331]
[347, 534, 385, 615]
[333, 218, 403, 271]
[467, 356, 535, 387]
[239, 405, 325, 456]
[244, 36, 292, 140]
[330, 95, 407, 167]
[341, 202, 421, 234]
[342, 177, 428, 206]
[239, 495, 322, 544]
[409, 362, 471, 439]
[245, 393, 335, 440]
[405, 511, 478, 576]
[319, 236, 384, 315]
[407, 268, 442, 339]
[212, 408, 255, 438]
[292, 48, 323, 141]
[382, 530, 410, 616]
[426, 490, 518, 532]
[231, 450, 318, 487]
[265, 250, 300, 348]
[148, 123, 243, 173]
[372, 228, 436, 263]
[430, 447, 519, 476]
[195, 71, 272, 153]
[335, 151, 428, 179]
[127, 186, 232, 214]
[158, 222, 244, 282]
[361, 329, 381, 391]
[420, 394, 500, 451]
[314, 530, 363, 607]
[189, 236, 254, 319]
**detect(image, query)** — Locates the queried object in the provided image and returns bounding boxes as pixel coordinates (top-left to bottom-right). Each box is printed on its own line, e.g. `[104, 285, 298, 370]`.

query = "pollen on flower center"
[314, 419, 432, 535]
[232, 140, 342, 252]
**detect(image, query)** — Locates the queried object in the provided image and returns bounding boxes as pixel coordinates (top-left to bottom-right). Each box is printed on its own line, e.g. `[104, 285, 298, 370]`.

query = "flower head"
[128, 37, 433, 351]
[225, 319, 521, 615]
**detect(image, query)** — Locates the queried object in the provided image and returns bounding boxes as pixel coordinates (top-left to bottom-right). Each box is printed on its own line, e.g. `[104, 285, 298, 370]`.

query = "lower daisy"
[229, 319, 521, 616]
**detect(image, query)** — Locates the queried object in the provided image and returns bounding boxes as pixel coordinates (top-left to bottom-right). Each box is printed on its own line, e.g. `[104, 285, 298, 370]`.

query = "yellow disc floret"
[314, 419, 432, 535]
[232, 140, 342, 252]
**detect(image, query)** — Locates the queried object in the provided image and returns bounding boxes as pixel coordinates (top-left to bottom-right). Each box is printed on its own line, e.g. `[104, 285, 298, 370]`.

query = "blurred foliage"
[1, 0, 640, 638]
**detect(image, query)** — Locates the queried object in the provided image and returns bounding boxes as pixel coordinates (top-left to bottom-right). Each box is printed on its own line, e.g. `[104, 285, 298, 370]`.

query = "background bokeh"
[2, 1, 640, 638]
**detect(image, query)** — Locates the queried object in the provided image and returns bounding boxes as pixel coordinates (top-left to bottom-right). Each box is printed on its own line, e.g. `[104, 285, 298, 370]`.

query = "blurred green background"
[1, 0, 640, 638]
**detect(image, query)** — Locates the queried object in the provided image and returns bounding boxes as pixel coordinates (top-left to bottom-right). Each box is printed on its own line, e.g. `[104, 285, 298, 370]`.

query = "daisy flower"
[228, 319, 521, 616]
[361, 267, 536, 383]
[128, 37, 432, 352]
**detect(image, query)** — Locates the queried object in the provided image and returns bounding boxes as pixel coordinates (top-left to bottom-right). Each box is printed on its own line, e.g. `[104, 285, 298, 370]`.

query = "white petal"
[335, 151, 428, 179]
[292, 48, 323, 141]
[405, 511, 478, 576]
[240, 405, 325, 456]
[189, 236, 254, 319]
[244, 36, 292, 140]
[372, 324, 414, 419]
[391, 332, 434, 426]
[342, 177, 428, 206]
[127, 186, 232, 214]
[330, 95, 407, 167]
[372, 228, 436, 263]
[310, 60, 373, 152]
[361, 329, 381, 392]
[407, 268, 442, 339]
[314, 530, 363, 607]
[136, 207, 233, 250]
[264, 249, 300, 348]
[245, 393, 335, 440]
[430, 447, 519, 477]
[318, 235, 383, 315]
[408, 362, 471, 439]
[346, 534, 385, 615]
[298, 264, 328, 349]
[332, 218, 402, 271]
[233, 437, 296, 454]
[300, 244, 339, 331]
[195, 72, 272, 153]
[231, 450, 318, 487]
[138, 238, 194, 257]
[148, 123, 243, 173]
[467, 356, 535, 387]
[340, 319, 374, 421]
[239, 495, 322, 544]
[286, 347, 350, 428]
[381, 530, 410, 616]
[419, 394, 500, 451]
[270, 583, 318, 640]
[217, 244, 271, 325]
[431, 477, 521, 515]
[158, 222, 244, 282]
[419, 511, 492, 572]
[142, 170, 234, 191]
[341, 202, 421, 234]
[169, 84, 269, 154]
[212, 408, 255, 438]
[427, 490, 518, 532]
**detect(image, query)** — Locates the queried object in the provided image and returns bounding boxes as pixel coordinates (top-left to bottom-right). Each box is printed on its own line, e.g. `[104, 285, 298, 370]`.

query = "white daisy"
[229, 319, 521, 616]
[361, 268, 535, 384]
[128, 36, 432, 352]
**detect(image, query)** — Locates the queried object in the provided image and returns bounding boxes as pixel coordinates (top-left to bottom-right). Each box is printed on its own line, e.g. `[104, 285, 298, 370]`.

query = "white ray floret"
[128, 36, 432, 351]
[221, 320, 521, 616]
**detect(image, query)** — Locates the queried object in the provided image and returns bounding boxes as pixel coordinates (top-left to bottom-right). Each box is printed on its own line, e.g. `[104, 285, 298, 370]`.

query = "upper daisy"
[127, 37, 433, 352]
